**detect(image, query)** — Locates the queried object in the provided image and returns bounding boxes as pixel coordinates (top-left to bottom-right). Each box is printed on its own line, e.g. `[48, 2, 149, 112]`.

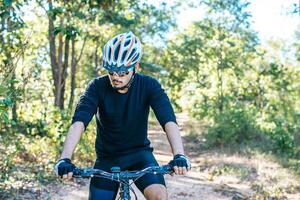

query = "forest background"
[1, 0, 300, 199]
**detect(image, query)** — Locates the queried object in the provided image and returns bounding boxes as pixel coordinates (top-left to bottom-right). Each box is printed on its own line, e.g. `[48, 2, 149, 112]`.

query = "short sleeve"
[148, 77, 177, 130]
[71, 79, 100, 130]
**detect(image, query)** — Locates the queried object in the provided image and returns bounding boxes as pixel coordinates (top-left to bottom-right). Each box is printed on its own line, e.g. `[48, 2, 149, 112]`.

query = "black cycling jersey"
[71, 73, 177, 158]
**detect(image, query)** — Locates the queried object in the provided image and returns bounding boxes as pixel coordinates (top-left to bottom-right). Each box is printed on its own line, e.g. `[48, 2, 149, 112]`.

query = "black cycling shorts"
[88, 150, 166, 200]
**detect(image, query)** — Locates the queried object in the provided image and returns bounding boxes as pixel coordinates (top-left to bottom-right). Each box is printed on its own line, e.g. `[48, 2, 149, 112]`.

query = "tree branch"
[76, 36, 87, 64]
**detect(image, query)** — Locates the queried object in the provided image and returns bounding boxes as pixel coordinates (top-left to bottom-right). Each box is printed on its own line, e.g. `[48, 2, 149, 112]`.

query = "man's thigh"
[127, 151, 166, 194]
[89, 158, 120, 200]
[89, 182, 119, 200]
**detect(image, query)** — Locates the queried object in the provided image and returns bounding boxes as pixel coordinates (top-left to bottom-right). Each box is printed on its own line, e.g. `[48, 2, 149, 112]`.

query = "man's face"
[108, 69, 134, 89]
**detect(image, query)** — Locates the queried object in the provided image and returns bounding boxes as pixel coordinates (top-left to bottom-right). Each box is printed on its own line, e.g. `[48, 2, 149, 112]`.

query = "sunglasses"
[108, 66, 135, 77]
[108, 70, 130, 77]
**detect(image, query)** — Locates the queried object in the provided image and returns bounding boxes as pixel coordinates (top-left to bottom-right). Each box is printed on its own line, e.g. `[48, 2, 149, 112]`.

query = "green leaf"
[53, 27, 63, 36]
[0, 105, 8, 113]
[0, 85, 8, 96]
[2, 112, 10, 124]
[74, 11, 86, 19]
[4, 0, 12, 6]
[0, 10, 10, 18]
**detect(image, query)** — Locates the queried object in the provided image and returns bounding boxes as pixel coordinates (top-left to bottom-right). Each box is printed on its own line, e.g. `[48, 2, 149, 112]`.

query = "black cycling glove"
[169, 154, 192, 170]
[54, 158, 76, 177]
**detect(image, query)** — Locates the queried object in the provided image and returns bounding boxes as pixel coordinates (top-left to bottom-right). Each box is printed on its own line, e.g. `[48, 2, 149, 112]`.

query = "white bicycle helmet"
[102, 31, 142, 72]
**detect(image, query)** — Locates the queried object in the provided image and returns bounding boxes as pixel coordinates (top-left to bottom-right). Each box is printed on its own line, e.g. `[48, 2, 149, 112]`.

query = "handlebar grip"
[72, 168, 96, 178]
[72, 168, 82, 176]
[162, 164, 174, 173]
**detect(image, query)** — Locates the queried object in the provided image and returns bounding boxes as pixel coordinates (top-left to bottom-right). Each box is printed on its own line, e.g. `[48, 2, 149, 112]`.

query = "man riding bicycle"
[54, 31, 191, 200]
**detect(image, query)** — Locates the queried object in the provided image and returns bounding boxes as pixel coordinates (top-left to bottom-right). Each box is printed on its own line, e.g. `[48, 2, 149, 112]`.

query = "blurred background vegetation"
[0, 0, 300, 198]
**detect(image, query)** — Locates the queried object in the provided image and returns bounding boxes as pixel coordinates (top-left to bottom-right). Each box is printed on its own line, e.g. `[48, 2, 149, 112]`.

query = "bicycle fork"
[119, 179, 130, 200]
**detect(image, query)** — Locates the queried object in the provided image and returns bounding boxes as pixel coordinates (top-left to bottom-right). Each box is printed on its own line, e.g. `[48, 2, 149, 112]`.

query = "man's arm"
[55, 79, 100, 179]
[146, 77, 190, 174]
[61, 78, 100, 159]
[165, 121, 191, 175]
[60, 121, 85, 159]
[54, 121, 85, 180]
[164, 121, 184, 155]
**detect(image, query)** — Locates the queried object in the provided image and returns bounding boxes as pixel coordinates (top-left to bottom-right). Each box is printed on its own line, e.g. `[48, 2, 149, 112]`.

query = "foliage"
[160, 0, 300, 161]
[0, 0, 27, 127]
[0, 82, 14, 125]
[259, 115, 296, 156]
[0, 0, 300, 197]
[0, 105, 96, 195]
[205, 104, 258, 147]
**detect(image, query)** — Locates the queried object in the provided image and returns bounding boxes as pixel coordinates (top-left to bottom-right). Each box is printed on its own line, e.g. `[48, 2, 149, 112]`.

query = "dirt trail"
[43, 113, 299, 200]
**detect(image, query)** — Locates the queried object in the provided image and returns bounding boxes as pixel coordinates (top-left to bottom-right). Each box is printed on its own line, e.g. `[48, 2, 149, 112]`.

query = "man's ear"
[135, 63, 140, 72]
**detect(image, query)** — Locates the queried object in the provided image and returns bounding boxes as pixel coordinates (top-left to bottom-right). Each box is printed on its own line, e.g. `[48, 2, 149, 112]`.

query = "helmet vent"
[127, 48, 136, 60]
[132, 53, 139, 63]
[124, 40, 130, 47]
[112, 37, 118, 45]
[121, 50, 127, 62]
[114, 43, 121, 61]
[108, 47, 112, 60]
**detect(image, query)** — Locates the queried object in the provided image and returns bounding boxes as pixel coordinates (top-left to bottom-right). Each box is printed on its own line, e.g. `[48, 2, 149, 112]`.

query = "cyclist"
[54, 31, 191, 200]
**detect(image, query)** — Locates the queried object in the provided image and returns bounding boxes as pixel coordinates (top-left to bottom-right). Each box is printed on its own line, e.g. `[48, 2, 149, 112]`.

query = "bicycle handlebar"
[73, 164, 173, 180]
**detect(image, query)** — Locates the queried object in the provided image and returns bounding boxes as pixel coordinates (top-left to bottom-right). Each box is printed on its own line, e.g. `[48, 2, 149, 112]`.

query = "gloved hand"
[169, 154, 191, 175]
[54, 158, 76, 179]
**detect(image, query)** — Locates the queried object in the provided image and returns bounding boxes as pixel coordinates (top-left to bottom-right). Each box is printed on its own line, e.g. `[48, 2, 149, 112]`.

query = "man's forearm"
[164, 121, 185, 155]
[60, 121, 85, 159]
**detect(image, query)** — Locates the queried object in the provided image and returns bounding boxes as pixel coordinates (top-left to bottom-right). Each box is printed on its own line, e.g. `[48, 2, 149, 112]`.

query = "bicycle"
[73, 164, 174, 200]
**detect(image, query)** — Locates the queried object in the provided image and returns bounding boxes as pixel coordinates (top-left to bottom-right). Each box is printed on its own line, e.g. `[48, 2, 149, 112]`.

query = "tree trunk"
[217, 56, 224, 113]
[56, 19, 64, 108]
[7, 6, 18, 122]
[94, 40, 100, 77]
[68, 38, 76, 110]
[0, 14, 4, 43]
[257, 74, 264, 116]
[11, 74, 18, 123]
[68, 37, 86, 110]
[48, 0, 59, 106]
[48, 0, 70, 110]
[59, 36, 70, 109]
